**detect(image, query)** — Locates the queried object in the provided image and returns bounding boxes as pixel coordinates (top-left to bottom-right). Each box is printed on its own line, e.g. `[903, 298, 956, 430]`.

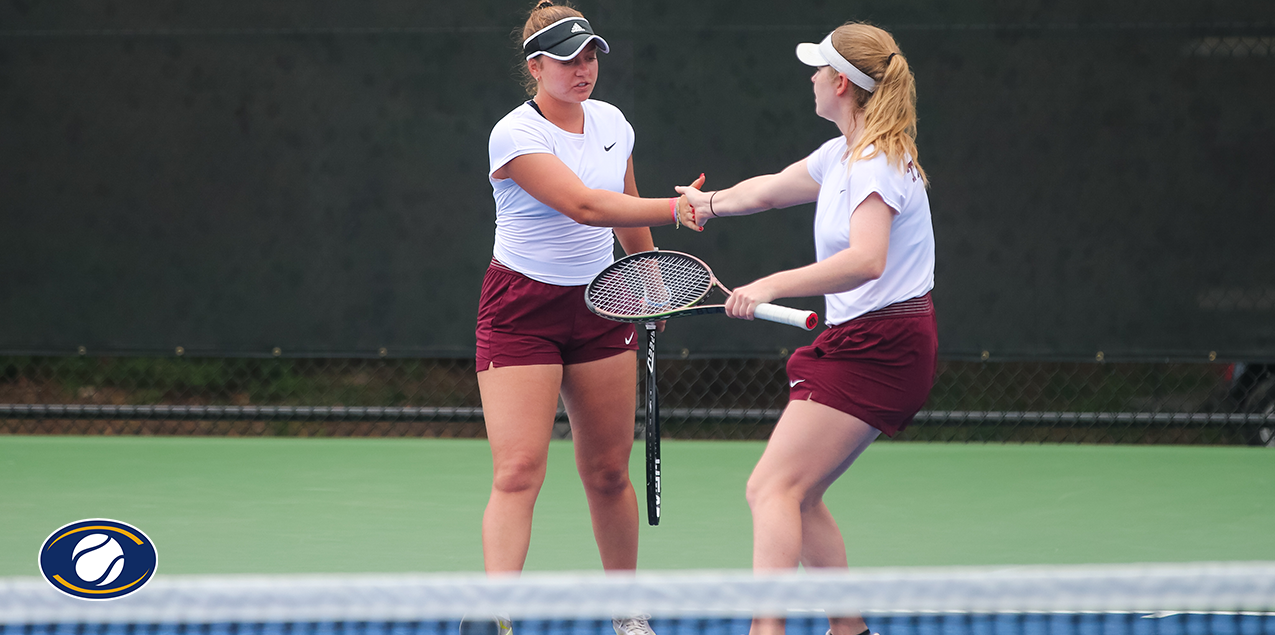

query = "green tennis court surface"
[1, 436, 1271, 576]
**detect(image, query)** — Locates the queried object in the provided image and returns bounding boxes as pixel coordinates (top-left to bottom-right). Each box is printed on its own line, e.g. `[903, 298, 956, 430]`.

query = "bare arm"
[675, 159, 821, 227]
[496, 152, 686, 228]
[724, 193, 894, 319]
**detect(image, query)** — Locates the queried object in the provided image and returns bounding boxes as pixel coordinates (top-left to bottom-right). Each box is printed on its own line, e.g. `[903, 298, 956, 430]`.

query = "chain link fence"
[2, 355, 1272, 445]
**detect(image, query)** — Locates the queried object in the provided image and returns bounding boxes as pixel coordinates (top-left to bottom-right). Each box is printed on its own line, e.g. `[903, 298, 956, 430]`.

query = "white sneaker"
[612, 615, 656, 635]
[495, 616, 513, 635]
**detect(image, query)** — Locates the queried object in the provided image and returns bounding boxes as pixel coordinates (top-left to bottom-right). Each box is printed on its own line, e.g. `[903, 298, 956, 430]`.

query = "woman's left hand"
[724, 279, 779, 320]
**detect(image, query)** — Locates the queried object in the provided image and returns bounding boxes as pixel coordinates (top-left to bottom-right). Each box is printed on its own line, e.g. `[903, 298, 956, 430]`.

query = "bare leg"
[745, 400, 880, 635]
[798, 452, 867, 635]
[478, 363, 563, 574]
[561, 351, 641, 571]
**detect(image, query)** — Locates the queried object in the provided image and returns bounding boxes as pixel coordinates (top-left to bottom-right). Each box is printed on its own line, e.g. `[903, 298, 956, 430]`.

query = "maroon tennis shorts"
[475, 260, 638, 370]
[786, 293, 938, 437]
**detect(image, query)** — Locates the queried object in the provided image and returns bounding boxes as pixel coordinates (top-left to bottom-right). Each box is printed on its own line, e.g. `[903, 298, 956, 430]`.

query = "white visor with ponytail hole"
[796, 33, 877, 93]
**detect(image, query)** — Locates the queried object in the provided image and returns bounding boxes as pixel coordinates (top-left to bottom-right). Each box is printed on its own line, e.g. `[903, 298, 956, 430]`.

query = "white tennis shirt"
[488, 99, 635, 286]
[806, 137, 935, 325]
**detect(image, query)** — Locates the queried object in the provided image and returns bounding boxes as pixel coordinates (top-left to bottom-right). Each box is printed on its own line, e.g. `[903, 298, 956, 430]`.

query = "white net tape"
[2, 563, 1273, 624]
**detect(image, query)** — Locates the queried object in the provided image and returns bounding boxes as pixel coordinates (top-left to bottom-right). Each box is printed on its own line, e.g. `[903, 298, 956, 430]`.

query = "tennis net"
[3, 563, 1273, 635]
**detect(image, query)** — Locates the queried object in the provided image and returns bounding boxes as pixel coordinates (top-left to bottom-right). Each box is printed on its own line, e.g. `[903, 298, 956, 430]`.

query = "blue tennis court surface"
[5, 615, 1275, 635]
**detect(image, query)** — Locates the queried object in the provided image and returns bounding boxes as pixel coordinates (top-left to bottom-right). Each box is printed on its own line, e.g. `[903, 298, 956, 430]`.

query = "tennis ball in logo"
[72, 533, 125, 586]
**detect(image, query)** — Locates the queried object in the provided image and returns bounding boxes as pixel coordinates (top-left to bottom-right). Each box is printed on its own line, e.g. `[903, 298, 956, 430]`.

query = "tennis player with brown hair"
[474, 2, 699, 635]
[677, 22, 937, 635]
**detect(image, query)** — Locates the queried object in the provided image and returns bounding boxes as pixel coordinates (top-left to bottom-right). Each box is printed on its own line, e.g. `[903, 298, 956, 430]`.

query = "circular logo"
[39, 519, 158, 600]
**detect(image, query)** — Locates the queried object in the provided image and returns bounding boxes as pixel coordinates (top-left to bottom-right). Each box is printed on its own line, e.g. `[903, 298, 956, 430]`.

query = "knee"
[580, 463, 630, 498]
[491, 456, 546, 495]
[746, 472, 810, 512]
[745, 472, 777, 510]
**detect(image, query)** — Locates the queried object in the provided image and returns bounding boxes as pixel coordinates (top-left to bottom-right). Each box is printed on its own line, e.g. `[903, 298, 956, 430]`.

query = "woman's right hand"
[724, 277, 780, 321]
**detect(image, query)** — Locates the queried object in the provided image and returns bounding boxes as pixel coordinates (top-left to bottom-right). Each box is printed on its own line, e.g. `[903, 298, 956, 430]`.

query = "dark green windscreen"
[2, 1, 1271, 358]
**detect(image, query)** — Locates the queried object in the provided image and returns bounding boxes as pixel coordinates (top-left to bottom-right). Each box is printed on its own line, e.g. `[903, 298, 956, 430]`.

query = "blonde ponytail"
[833, 23, 928, 187]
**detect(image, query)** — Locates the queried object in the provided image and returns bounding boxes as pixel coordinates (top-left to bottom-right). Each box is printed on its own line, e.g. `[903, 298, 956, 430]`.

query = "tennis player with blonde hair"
[678, 22, 937, 635]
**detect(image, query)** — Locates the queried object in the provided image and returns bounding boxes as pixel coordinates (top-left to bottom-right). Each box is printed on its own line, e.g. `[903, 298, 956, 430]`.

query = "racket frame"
[585, 250, 715, 323]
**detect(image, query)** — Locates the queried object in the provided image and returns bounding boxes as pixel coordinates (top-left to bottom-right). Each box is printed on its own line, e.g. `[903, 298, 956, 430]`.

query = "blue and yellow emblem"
[39, 519, 158, 600]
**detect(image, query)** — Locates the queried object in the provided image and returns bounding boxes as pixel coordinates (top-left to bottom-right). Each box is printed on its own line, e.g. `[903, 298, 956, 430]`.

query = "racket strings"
[588, 254, 712, 318]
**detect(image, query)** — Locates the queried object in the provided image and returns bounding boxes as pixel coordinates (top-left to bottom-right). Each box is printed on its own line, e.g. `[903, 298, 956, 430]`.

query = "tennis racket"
[584, 250, 819, 330]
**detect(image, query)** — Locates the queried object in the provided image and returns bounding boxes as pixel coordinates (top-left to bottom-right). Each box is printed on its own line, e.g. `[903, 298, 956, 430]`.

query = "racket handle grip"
[755, 303, 819, 331]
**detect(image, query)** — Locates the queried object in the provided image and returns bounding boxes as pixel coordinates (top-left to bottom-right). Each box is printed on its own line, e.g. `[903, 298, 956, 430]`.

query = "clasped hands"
[672, 174, 712, 232]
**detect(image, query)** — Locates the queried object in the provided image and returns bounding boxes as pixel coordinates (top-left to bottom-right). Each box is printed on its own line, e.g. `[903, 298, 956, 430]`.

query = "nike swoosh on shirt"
[604, 142, 617, 151]
[789, 379, 805, 388]
[625, 333, 634, 345]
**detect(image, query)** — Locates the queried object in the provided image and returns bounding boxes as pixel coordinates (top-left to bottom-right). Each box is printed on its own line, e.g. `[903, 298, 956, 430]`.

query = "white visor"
[796, 33, 877, 93]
